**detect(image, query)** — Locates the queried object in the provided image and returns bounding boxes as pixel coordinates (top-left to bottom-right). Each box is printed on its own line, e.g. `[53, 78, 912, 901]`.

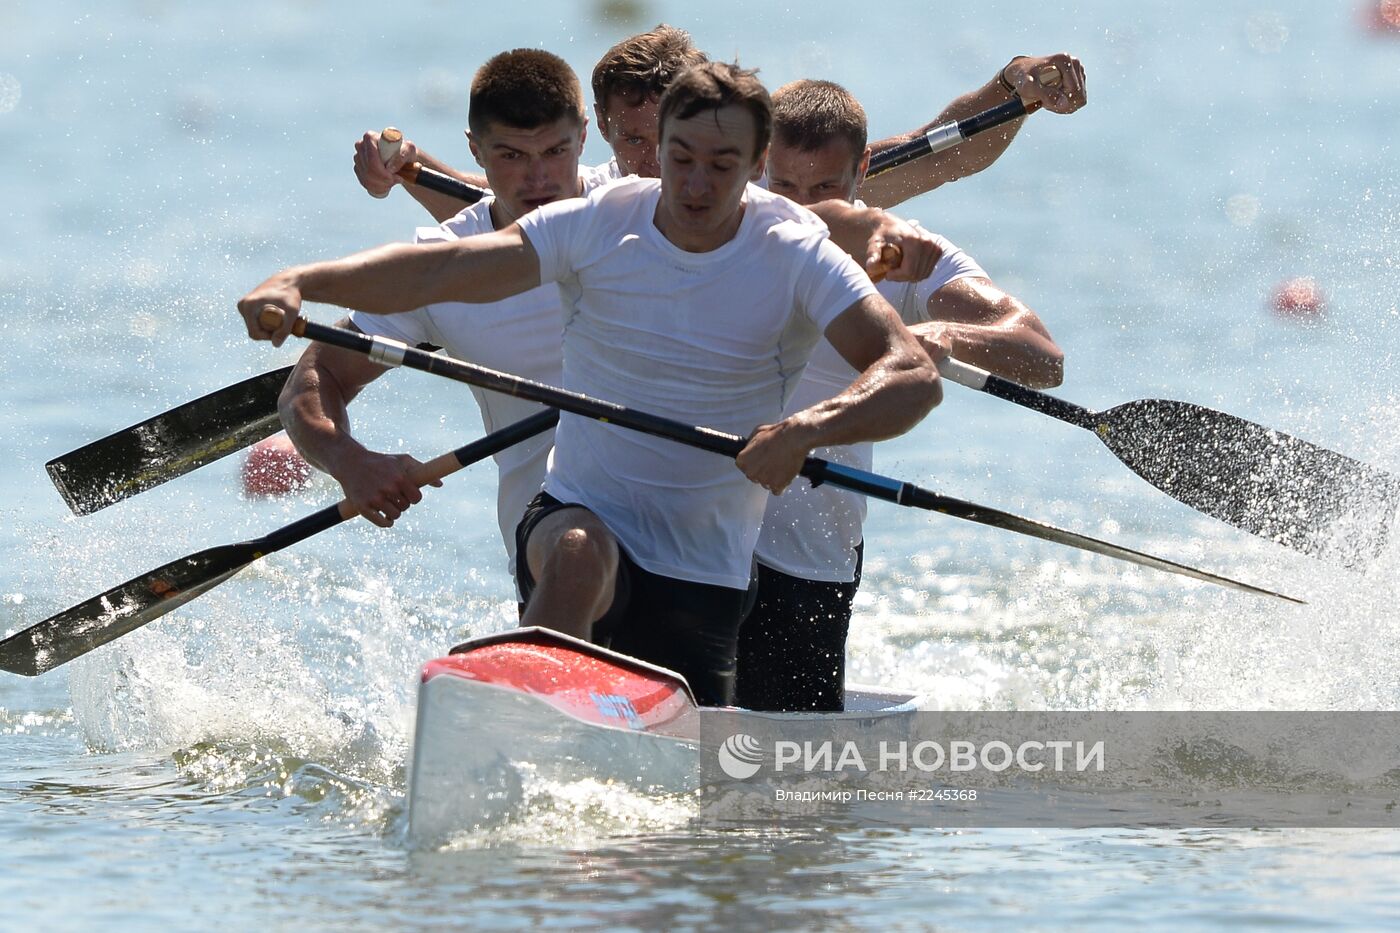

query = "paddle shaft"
[273, 312, 1301, 604]
[398, 162, 486, 204]
[293, 406, 557, 528]
[0, 410, 559, 677]
[230, 409, 556, 553]
[378, 125, 488, 204]
[394, 97, 1034, 195]
[937, 357, 1095, 427]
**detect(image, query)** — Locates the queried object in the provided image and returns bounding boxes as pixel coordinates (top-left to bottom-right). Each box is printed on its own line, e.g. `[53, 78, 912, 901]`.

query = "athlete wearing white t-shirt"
[735, 79, 1066, 712]
[242, 64, 943, 705]
[517, 176, 877, 588]
[348, 182, 615, 575]
[276, 50, 597, 551]
[754, 225, 988, 584]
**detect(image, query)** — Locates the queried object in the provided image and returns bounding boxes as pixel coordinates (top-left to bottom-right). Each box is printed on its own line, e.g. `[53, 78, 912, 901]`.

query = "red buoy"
[1270, 277, 1326, 319]
[242, 433, 313, 497]
[1365, 0, 1400, 33]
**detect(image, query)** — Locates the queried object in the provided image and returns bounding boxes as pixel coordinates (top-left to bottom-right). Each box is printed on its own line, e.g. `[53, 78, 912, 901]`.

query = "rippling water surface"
[3, 0, 1400, 928]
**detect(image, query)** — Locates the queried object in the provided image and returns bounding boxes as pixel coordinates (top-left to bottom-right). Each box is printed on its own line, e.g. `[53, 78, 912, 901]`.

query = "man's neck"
[653, 199, 747, 253]
[488, 198, 517, 231]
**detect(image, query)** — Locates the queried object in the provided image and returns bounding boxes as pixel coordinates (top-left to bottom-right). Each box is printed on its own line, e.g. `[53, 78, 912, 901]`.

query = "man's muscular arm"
[737, 294, 941, 492]
[859, 53, 1086, 209]
[915, 277, 1064, 389]
[237, 225, 542, 345]
[279, 323, 441, 527]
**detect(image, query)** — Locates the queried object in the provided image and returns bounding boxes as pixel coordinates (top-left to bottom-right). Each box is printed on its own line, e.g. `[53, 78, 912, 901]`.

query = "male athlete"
[279, 49, 596, 578]
[738, 79, 1067, 711]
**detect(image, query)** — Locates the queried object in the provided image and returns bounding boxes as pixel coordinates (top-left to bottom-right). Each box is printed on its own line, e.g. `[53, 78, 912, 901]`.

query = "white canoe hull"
[406, 628, 922, 844]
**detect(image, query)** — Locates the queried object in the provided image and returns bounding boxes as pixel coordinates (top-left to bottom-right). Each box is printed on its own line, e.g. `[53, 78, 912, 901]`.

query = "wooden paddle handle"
[369, 127, 406, 199]
[869, 243, 902, 283]
[376, 125, 443, 190]
[1019, 64, 1062, 116]
[378, 126, 404, 163]
[330, 446, 467, 521]
[259, 307, 307, 337]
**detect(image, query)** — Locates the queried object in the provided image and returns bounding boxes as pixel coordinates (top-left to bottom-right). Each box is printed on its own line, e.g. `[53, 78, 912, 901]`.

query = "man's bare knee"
[524, 508, 619, 595]
[521, 508, 620, 637]
[551, 526, 618, 576]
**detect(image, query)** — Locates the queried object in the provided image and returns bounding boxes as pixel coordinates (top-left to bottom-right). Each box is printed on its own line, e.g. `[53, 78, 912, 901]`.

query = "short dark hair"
[591, 24, 708, 110]
[771, 79, 868, 169]
[658, 62, 772, 161]
[468, 49, 585, 136]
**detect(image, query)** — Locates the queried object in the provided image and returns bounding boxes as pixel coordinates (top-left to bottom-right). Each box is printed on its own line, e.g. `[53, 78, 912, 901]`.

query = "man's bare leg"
[520, 506, 620, 641]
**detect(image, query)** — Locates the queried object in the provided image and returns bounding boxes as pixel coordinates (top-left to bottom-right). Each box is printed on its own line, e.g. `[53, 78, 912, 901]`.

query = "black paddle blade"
[46, 366, 292, 516]
[0, 543, 257, 676]
[1096, 400, 1400, 565]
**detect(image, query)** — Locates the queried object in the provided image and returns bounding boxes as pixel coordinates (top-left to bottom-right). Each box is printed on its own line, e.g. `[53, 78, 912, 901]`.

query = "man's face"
[596, 93, 661, 177]
[656, 103, 765, 249]
[765, 138, 865, 207]
[468, 116, 586, 221]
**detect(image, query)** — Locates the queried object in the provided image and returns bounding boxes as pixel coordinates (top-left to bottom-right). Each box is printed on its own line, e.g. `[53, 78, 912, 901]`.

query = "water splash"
[427, 762, 697, 852]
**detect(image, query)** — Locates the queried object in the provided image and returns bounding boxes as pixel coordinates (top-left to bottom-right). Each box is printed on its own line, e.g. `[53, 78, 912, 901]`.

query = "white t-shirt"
[754, 226, 986, 582]
[516, 177, 879, 589]
[349, 181, 609, 574]
[583, 159, 625, 185]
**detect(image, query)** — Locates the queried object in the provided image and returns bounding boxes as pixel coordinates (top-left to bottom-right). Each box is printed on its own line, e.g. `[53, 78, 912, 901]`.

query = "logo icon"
[717, 733, 764, 779]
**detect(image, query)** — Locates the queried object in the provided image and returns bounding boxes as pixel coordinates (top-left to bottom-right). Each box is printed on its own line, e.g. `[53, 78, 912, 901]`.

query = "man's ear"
[750, 147, 768, 183]
[855, 146, 872, 188]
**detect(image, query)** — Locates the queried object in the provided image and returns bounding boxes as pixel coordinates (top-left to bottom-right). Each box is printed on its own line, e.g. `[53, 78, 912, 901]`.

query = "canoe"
[406, 627, 925, 844]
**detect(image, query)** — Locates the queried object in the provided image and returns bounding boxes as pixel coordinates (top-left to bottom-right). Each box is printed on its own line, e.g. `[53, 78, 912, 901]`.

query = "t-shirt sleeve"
[909, 231, 988, 323]
[793, 238, 882, 334]
[515, 196, 593, 285]
[348, 305, 435, 347]
[347, 221, 457, 345]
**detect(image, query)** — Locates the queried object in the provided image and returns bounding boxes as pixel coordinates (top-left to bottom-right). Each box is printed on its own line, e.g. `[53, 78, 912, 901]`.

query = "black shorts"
[734, 545, 863, 713]
[516, 491, 757, 707]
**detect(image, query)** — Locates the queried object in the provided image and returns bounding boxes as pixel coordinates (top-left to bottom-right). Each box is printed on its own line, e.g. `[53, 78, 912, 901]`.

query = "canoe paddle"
[264, 311, 1302, 605]
[42, 94, 1040, 515]
[938, 357, 1400, 565]
[1, 410, 558, 677]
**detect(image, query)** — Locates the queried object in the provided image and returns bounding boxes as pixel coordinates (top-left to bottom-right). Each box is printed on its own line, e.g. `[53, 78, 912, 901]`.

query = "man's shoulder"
[588, 174, 659, 203]
[416, 199, 495, 243]
[748, 183, 822, 223]
[535, 175, 658, 226]
[579, 159, 625, 192]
